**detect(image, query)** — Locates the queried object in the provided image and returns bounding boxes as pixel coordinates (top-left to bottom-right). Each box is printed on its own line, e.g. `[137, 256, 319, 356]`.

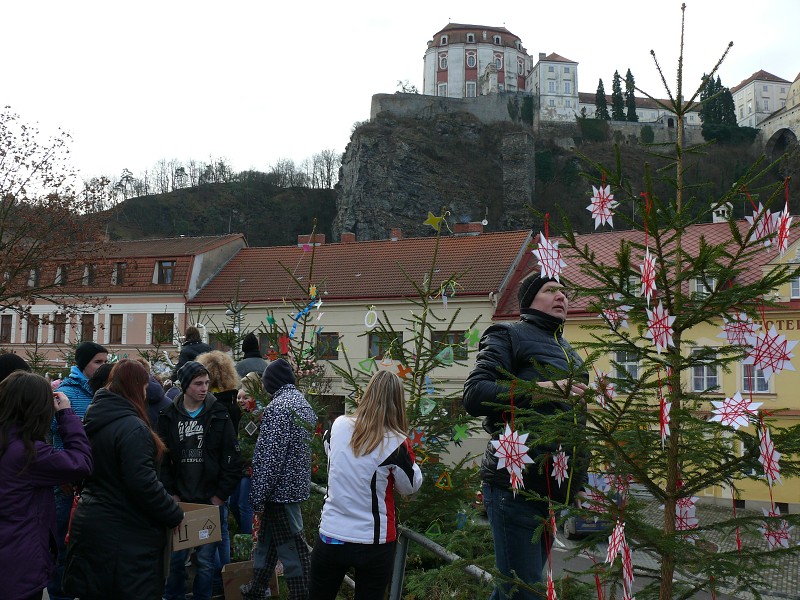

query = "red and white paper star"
[593, 372, 615, 409]
[745, 203, 779, 249]
[546, 567, 558, 600]
[532, 232, 566, 281]
[645, 301, 676, 354]
[587, 184, 618, 229]
[744, 326, 797, 380]
[777, 204, 792, 256]
[492, 424, 534, 493]
[601, 293, 632, 331]
[621, 538, 635, 592]
[606, 521, 626, 565]
[718, 312, 760, 347]
[759, 426, 782, 485]
[710, 392, 762, 430]
[660, 395, 671, 448]
[675, 496, 700, 533]
[640, 247, 657, 306]
[760, 507, 792, 549]
[551, 445, 570, 488]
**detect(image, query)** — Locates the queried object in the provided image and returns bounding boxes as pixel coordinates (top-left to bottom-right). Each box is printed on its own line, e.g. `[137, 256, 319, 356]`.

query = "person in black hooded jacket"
[63, 360, 183, 600]
[463, 272, 588, 600]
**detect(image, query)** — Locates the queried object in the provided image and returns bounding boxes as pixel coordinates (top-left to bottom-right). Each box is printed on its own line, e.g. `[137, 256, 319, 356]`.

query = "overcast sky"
[3, 0, 798, 180]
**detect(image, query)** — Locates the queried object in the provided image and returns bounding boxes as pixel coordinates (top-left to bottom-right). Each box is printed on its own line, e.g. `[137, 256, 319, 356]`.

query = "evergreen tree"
[720, 86, 738, 125]
[624, 68, 638, 121]
[611, 70, 625, 121]
[595, 78, 610, 120]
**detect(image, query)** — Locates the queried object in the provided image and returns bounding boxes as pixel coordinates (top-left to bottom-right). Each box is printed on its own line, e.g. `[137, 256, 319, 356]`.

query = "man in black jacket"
[463, 272, 588, 600]
[172, 325, 212, 381]
[158, 361, 241, 600]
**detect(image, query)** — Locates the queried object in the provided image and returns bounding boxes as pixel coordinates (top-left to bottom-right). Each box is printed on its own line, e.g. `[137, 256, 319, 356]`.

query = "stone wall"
[371, 92, 527, 125]
[500, 132, 535, 229]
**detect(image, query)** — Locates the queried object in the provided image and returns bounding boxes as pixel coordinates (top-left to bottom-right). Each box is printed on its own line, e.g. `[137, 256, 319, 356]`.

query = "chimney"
[390, 228, 403, 241]
[454, 222, 484, 236]
[297, 233, 326, 247]
[340, 232, 356, 244]
[539, 52, 546, 61]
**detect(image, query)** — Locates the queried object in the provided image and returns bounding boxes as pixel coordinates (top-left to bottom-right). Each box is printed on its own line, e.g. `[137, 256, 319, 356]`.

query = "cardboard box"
[222, 560, 280, 599]
[172, 502, 222, 551]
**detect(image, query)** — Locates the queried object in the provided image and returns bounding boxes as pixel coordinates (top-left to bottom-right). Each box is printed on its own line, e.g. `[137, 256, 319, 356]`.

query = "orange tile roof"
[577, 92, 699, 113]
[107, 234, 245, 258]
[190, 230, 533, 305]
[731, 70, 790, 94]
[543, 52, 576, 64]
[494, 220, 777, 319]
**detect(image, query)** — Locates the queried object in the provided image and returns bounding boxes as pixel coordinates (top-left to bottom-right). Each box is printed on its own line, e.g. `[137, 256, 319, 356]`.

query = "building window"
[26, 315, 39, 344]
[548, 65, 554, 73]
[152, 313, 174, 344]
[498, 83, 504, 92]
[316, 332, 340, 360]
[517, 59, 524, 75]
[466, 53, 476, 68]
[791, 276, 800, 299]
[493, 35, 501, 44]
[689, 114, 695, 121]
[691, 348, 719, 392]
[566, 99, 571, 108]
[437, 83, 447, 97]
[27, 268, 39, 288]
[763, 85, 768, 92]
[439, 55, 448, 70]
[81, 314, 94, 342]
[440, 35, 448, 45]
[564, 82, 571, 94]
[692, 276, 715, 300]
[549, 99, 555, 107]
[432, 331, 468, 361]
[156, 261, 176, 284]
[548, 81, 555, 93]
[739, 107, 744, 118]
[764, 99, 769, 111]
[466, 33, 475, 43]
[494, 56, 502, 69]
[564, 66, 570, 74]
[465, 81, 477, 98]
[780, 87, 786, 93]
[0, 315, 11, 343]
[368, 332, 403, 360]
[82, 264, 95, 286]
[112, 262, 126, 285]
[747, 100, 752, 114]
[614, 351, 640, 390]
[742, 364, 769, 393]
[55, 265, 68, 285]
[109, 314, 123, 344]
[53, 313, 66, 344]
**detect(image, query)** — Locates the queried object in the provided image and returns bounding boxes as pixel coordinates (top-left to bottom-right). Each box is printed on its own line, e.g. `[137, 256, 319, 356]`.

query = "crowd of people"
[0, 330, 425, 600]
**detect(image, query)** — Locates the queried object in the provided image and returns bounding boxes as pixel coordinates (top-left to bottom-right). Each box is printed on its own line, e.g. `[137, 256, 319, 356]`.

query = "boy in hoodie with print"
[158, 360, 241, 600]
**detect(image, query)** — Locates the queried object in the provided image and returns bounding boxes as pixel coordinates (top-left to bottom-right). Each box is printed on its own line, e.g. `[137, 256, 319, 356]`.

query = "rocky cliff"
[333, 112, 536, 240]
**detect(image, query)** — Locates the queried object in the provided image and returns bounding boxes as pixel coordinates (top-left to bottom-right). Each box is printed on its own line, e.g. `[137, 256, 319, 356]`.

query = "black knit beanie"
[177, 360, 209, 391]
[75, 342, 109, 372]
[517, 272, 556, 309]
[241, 332, 260, 354]
[261, 358, 295, 394]
[0, 353, 31, 383]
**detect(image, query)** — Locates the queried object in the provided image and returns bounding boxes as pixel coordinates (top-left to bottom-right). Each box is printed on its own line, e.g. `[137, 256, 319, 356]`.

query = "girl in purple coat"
[0, 371, 93, 600]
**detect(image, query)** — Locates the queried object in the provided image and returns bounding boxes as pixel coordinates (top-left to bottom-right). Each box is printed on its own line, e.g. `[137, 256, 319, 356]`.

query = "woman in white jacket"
[309, 370, 423, 600]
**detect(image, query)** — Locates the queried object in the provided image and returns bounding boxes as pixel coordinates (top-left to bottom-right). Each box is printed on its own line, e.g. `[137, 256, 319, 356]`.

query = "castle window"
[549, 99, 555, 106]
[548, 81, 555, 93]
[466, 81, 477, 97]
[466, 53, 476, 68]
[437, 83, 447, 97]
[494, 55, 502, 69]
[493, 35, 501, 44]
[564, 82, 571, 94]
[439, 56, 447, 70]
[440, 35, 448, 45]
[564, 66, 570, 74]
[467, 33, 475, 43]
[517, 59, 524, 75]
[566, 99, 571, 108]
[763, 85, 768, 92]
[548, 65, 554, 72]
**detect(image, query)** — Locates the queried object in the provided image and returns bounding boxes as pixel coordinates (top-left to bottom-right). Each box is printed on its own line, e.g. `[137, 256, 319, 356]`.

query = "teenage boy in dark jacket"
[158, 361, 241, 600]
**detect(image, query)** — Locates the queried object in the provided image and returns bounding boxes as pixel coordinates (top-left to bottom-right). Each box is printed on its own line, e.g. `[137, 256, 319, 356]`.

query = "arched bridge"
[758, 104, 800, 160]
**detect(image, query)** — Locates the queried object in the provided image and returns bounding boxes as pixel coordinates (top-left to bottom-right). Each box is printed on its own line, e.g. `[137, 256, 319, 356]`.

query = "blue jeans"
[47, 487, 73, 600]
[229, 476, 253, 534]
[483, 483, 550, 600]
[164, 540, 216, 600]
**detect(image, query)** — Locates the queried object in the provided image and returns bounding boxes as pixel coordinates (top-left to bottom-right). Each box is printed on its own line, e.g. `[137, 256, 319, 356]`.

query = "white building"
[730, 70, 791, 127]
[529, 52, 579, 122]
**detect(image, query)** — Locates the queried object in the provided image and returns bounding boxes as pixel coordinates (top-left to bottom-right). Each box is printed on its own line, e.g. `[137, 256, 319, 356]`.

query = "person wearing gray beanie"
[261, 359, 296, 395]
[176, 361, 209, 391]
[463, 269, 588, 598]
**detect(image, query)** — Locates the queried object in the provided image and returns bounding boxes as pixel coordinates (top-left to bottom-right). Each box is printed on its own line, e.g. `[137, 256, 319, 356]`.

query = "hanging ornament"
[760, 507, 793, 549]
[718, 312, 759, 347]
[587, 183, 618, 229]
[709, 392, 762, 430]
[465, 328, 480, 347]
[435, 471, 452, 491]
[674, 496, 699, 533]
[424, 374, 436, 395]
[456, 510, 468, 530]
[600, 293, 631, 331]
[744, 325, 797, 379]
[358, 358, 376, 373]
[745, 203, 779, 249]
[551, 446, 570, 488]
[592, 372, 615, 409]
[409, 428, 425, 447]
[777, 208, 792, 256]
[621, 538, 635, 593]
[660, 394, 671, 448]
[640, 247, 657, 305]
[278, 334, 290, 355]
[423, 212, 444, 232]
[758, 426, 782, 485]
[441, 294, 448, 309]
[608, 472, 633, 503]
[364, 306, 378, 330]
[546, 567, 558, 600]
[425, 521, 442, 537]
[435, 346, 454, 365]
[396, 364, 412, 379]
[605, 521, 626, 565]
[532, 231, 566, 281]
[645, 301, 676, 353]
[452, 423, 469, 444]
[492, 424, 534, 493]
[419, 396, 436, 415]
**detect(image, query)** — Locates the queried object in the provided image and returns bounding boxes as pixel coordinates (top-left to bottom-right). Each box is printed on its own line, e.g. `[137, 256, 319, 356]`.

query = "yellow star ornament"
[423, 212, 444, 232]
